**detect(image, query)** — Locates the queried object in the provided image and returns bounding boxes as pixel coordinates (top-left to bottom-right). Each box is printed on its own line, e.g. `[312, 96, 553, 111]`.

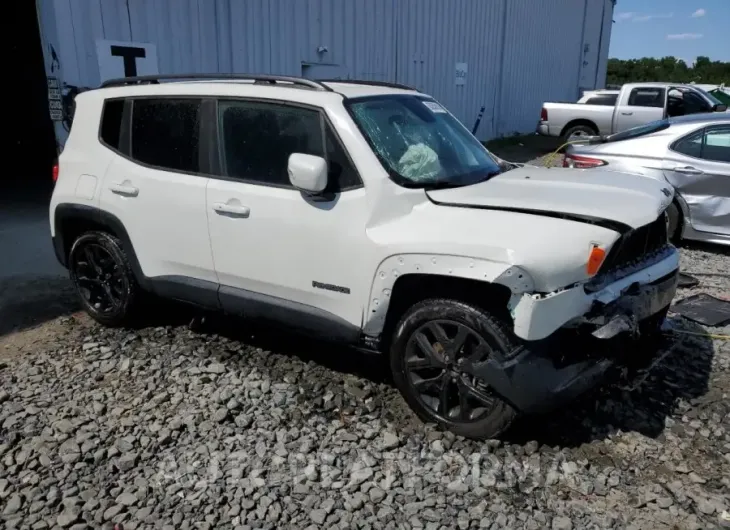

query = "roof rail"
[317, 79, 418, 92]
[99, 74, 333, 91]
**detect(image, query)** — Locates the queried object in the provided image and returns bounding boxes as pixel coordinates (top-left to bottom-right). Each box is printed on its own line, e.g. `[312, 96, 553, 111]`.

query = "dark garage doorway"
[6, 2, 57, 199]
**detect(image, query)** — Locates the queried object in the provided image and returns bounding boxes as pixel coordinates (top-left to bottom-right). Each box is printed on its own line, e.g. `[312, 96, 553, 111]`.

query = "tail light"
[52, 163, 59, 182]
[563, 154, 606, 169]
[540, 107, 548, 121]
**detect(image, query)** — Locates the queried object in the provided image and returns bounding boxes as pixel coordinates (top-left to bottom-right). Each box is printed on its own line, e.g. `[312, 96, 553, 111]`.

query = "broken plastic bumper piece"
[511, 247, 680, 341]
[472, 251, 680, 414]
[467, 268, 678, 414]
[462, 344, 615, 413]
[589, 269, 679, 339]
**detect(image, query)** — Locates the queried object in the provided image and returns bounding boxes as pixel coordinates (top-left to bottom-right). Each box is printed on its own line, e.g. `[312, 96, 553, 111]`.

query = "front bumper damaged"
[464, 322, 674, 414]
[589, 269, 678, 339]
[463, 344, 615, 414]
[511, 247, 680, 341]
[478, 247, 680, 414]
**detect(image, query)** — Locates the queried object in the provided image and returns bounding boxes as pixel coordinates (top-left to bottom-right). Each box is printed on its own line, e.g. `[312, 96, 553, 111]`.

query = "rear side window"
[672, 126, 729, 162]
[701, 127, 730, 162]
[585, 94, 617, 106]
[628, 88, 665, 108]
[672, 129, 703, 158]
[131, 99, 201, 173]
[99, 99, 124, 150]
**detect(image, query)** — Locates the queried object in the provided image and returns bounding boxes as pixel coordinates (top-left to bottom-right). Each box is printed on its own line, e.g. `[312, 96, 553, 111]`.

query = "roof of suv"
[90, 75, 420, 103]
[320, 81, 418, 98]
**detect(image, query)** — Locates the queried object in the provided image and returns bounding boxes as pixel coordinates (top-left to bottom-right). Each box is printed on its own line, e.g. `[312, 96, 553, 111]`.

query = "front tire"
[389, 299, 519, 440]
[666, 202, 682, 242]
[68, 231, 139, 326]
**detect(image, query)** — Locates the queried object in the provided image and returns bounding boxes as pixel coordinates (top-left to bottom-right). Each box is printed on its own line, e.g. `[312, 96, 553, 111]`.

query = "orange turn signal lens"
[586, 245, 606, 276]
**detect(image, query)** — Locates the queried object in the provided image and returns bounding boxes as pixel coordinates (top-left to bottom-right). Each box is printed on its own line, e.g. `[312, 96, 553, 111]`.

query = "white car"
[565, 114, 730, 246]
[50, 74, 679, 439]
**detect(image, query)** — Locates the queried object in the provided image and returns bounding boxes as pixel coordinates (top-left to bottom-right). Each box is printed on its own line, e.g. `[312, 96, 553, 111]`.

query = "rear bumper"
[536, 122, 551, 136]
[52, 235, 67, 268]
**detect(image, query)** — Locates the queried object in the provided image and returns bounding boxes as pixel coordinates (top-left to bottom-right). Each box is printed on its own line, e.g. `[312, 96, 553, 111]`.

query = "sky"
[608, 0, 730, 63]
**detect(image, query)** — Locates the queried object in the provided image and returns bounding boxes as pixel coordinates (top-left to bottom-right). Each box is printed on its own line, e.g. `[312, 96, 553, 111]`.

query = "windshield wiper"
[498, 161, 519, 172]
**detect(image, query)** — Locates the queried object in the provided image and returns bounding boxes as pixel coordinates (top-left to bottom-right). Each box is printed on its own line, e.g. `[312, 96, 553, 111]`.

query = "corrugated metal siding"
[595, 0, 615, 90]
[124, 0, 221, 73]
[36, 0, 611, 141]
[497, 0, 587, 135]
[396, 0, 505, 139]
[266, 0, 396, 79]
[579, 0, 603, 90]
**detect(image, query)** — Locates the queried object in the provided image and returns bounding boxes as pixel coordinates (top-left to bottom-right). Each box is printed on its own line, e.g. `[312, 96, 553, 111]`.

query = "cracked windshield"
[349, 96, 503, 188]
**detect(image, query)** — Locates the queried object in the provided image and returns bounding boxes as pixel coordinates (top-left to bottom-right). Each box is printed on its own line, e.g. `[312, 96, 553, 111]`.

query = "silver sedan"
[564, 113, 730, 246]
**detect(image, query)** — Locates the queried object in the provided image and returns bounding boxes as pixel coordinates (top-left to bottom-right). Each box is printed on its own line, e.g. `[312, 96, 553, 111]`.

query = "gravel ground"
[2, 158, 729, 530]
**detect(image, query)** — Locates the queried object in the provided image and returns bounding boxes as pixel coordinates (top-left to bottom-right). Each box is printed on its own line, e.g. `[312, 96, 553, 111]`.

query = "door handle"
[213, 202, 250, 217]
[109, 183, 139, 197]
[620, 112, 633, 116]
[671, 166, 704, 175]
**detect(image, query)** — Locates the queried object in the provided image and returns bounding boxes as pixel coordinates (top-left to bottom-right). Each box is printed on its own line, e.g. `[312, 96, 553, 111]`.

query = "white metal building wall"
[36, 0, 613, 143]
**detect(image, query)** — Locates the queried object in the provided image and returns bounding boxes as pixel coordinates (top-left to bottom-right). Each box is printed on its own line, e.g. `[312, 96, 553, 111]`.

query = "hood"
[426, 166, 673, 232]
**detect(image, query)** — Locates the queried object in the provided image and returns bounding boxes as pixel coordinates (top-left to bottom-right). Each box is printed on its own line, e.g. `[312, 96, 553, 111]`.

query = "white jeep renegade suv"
[50, 74, 680, 439]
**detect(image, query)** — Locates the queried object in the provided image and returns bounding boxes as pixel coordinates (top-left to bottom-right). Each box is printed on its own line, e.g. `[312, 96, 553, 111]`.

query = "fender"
[362, 253, 535, 336]
[52, 203, 151, 290]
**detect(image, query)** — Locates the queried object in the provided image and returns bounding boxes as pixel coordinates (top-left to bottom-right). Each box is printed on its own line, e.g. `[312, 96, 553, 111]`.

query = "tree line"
[606, 56, 730, 86]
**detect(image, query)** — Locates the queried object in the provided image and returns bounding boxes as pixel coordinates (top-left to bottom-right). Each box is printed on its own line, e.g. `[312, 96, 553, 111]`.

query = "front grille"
[600, 213, 668, 275]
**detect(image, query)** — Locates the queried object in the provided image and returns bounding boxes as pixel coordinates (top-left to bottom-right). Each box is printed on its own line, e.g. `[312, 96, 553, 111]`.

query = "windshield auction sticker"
[423, 100, 447, 113]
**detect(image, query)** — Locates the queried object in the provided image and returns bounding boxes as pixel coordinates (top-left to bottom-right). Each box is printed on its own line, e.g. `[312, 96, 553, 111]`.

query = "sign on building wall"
[47, 77, 62, 121]
[455, 62, 467, 86]
[96, 40, 159, 82]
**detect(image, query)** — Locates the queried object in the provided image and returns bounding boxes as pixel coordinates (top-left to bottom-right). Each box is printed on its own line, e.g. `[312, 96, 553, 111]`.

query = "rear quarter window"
[99, 99, 125, 151]
[671, 126, 730, 162]
[703, 127, 730, 162]
[671, 129, 703, 158]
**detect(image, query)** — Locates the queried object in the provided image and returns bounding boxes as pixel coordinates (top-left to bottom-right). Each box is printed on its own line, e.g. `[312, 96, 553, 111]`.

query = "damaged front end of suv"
[479, 209, 679, 414]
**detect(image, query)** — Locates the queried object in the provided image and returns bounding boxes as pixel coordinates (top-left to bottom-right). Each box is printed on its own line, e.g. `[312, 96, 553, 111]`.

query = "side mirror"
[288, 153, 328, 194]
[713, 103, 728, 112]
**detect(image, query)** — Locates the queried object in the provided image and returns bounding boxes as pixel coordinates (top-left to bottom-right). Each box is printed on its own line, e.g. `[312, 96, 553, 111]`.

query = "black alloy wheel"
[404, 320, 497, 422]
[68, 231, 138, 326]
[390, 299, 518, 439]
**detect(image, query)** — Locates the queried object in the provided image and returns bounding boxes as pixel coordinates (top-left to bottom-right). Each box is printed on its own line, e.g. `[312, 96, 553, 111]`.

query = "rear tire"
[68, 231, 140, 327]
[389, 298, 519, 440]
[562, 124, 598, 144]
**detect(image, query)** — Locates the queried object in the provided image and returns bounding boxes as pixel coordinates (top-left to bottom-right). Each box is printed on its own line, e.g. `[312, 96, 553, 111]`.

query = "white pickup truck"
[538, 82, 728, 142]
